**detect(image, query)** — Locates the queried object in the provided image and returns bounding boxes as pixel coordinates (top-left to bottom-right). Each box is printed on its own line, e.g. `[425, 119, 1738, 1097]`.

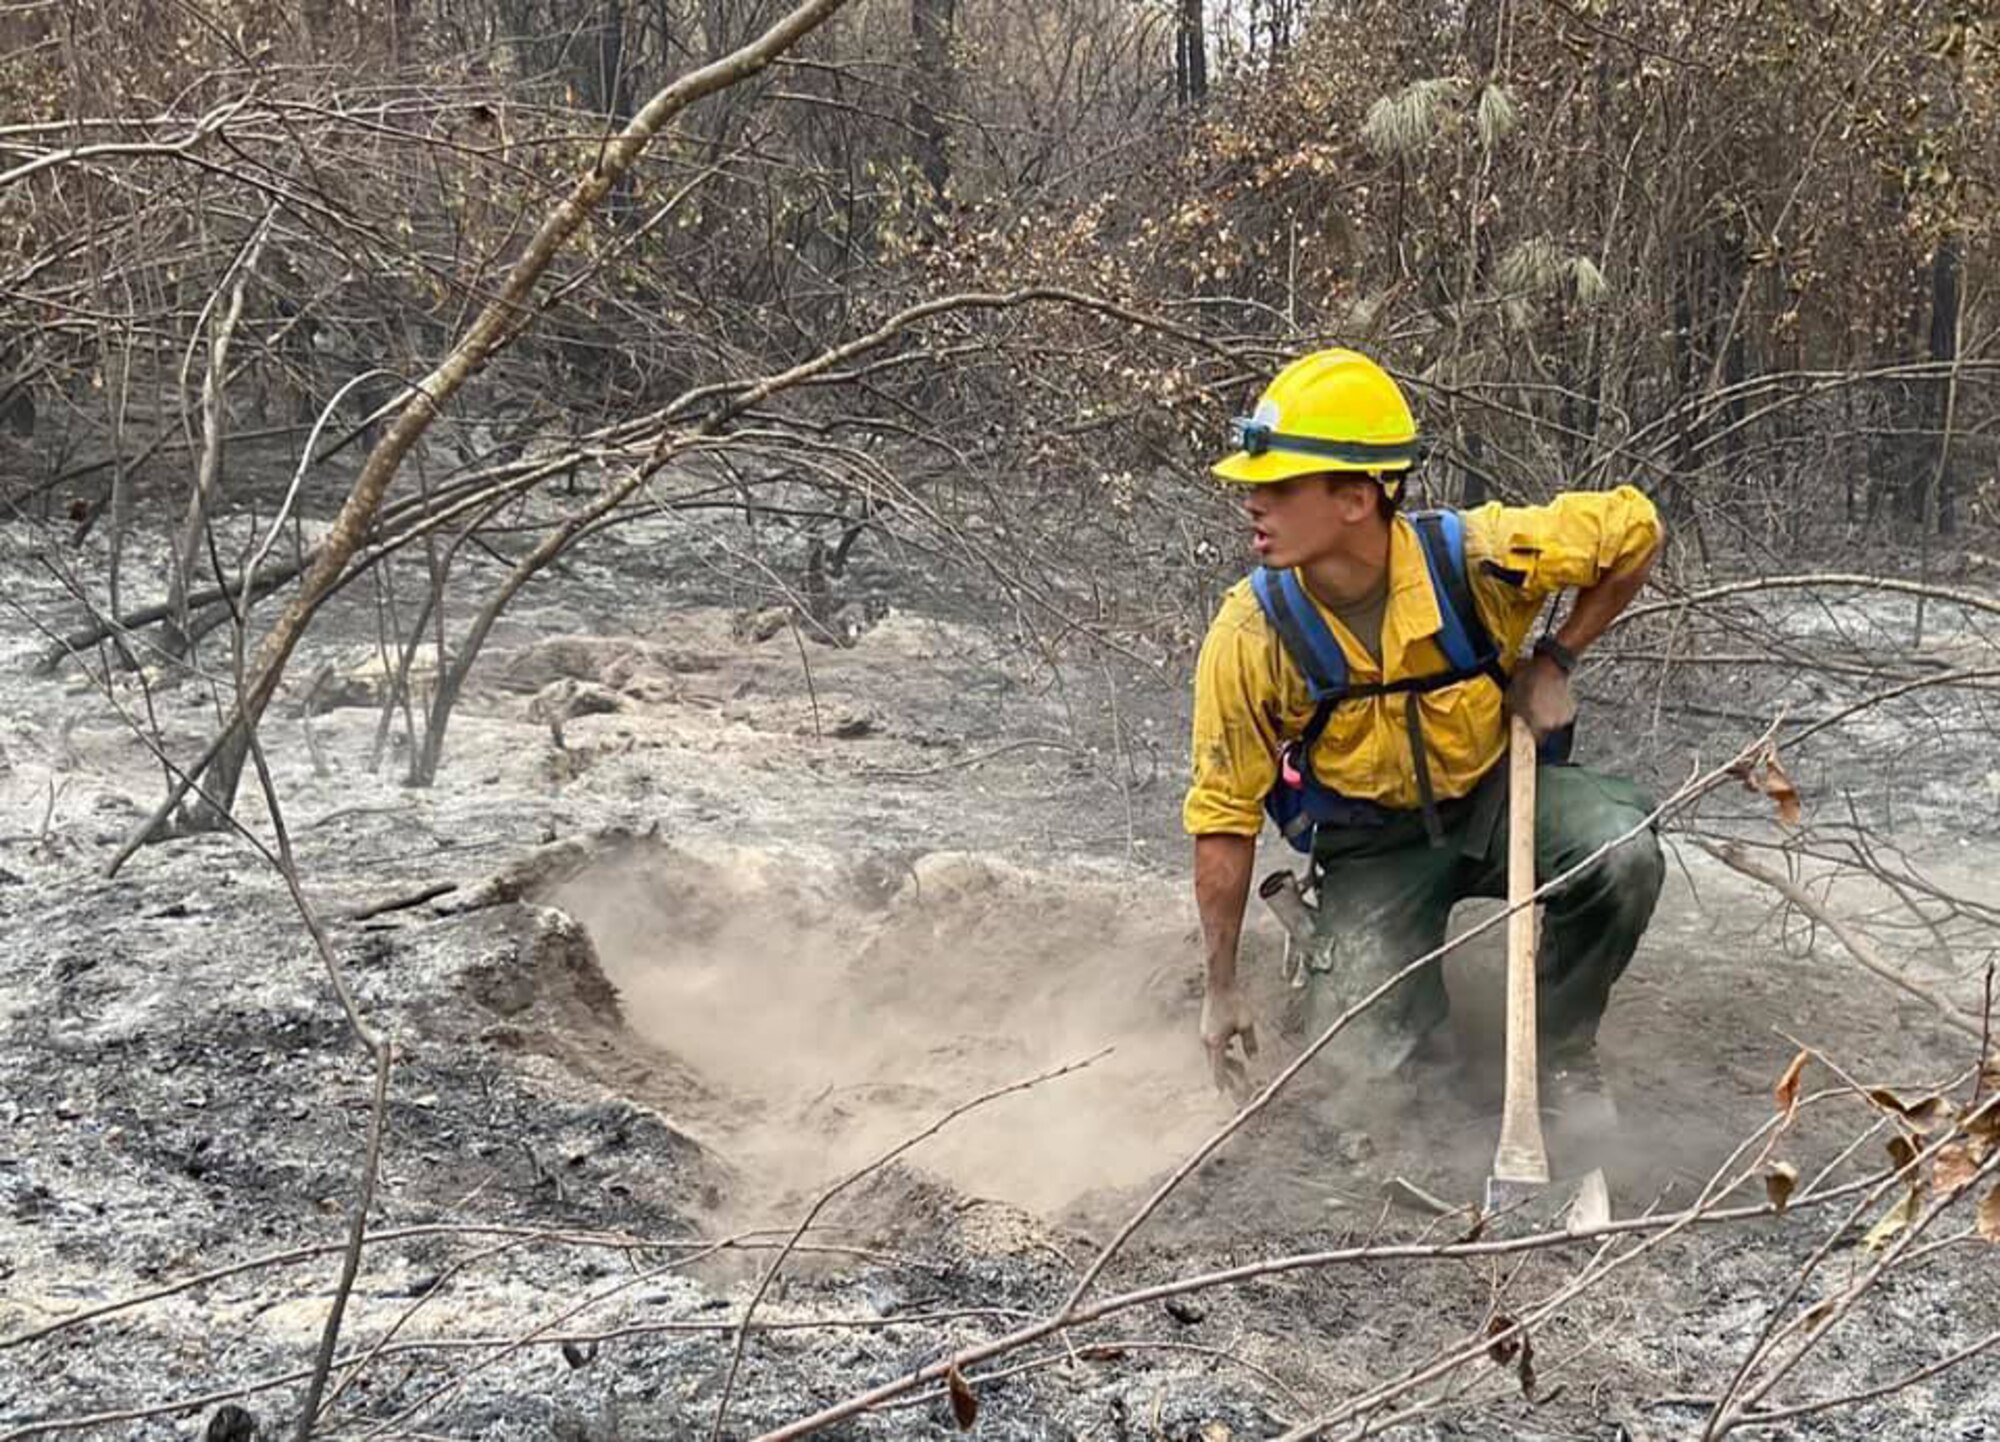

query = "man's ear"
[1328, 476, 1376, 521]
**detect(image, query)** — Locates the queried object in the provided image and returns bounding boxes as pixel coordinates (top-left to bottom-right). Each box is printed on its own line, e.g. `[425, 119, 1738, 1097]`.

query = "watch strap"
[1532, 634, 1578, 674]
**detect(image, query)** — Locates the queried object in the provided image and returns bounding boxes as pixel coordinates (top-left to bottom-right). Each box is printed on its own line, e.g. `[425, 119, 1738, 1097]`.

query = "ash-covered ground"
[3, 465, 1999, 1441]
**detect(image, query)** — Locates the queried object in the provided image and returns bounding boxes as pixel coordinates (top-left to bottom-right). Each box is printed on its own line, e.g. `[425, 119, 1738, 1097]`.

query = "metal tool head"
[1482, 1171, 1546, 1220]
[1563, 1167, 1612, 1233]
[1480, 1165, 1611, 1234]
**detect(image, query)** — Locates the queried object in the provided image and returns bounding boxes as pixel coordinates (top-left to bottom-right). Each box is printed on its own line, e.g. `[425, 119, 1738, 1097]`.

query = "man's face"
[1239, 474, 1377, 568]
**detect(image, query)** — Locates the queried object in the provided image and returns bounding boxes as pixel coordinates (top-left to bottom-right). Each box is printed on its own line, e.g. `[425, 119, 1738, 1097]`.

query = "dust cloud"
[555, 846, 1228, 1220]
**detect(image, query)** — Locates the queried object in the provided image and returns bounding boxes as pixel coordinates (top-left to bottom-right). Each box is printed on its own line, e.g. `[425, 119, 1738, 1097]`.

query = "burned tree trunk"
[1923, 236, 1960, 535]
[910, 0, 956, 202]
[1175, 0, 1206, 107]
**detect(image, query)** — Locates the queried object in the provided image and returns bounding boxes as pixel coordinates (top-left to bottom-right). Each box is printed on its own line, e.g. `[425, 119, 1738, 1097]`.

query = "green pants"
[1295, 762, 1664, 1072]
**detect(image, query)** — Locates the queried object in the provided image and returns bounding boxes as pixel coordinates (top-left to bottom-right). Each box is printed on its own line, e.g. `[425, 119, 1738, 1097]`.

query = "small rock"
[1164, 1296, 1205, 1326]
[735, 606, 791, 643]
[205, 1403, 257, 1441]
[1336, 1129, 1376, 1165]
[829, 706, 879, 739]
[529, 678, 625, 730]
[394, 1271, 444, 1298]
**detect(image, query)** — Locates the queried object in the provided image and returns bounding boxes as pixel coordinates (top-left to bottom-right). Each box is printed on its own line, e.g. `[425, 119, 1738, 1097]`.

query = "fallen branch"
[1701, 841, 1984, 1038]
[1615, 573, 2000, 632]
[750, 1137, 1917, 1442]
[338, 880, 458, 922]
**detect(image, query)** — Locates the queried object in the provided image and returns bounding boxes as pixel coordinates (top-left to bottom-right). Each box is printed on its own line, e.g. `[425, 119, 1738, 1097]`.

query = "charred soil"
[3, 492, 1999, 1440]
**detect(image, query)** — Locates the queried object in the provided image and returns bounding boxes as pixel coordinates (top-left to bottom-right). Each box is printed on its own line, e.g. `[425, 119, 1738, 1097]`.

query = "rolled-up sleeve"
[1467, 485, 1662, 601]
[1183, 591, 1282, 837]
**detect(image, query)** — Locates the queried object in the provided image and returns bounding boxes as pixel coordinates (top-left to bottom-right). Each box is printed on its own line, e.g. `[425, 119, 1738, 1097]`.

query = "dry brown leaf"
[1978, 1186, 2000, 1244]
[1967, 1094, 2000, 1147]
[1887, 1135, 1921, 1175]
[1763, 753, 1803, 826]
[1483, 1315, 1541, 1399]
[1774, 1050, 1810, 1117]
[1868, 1087, 1951, 1131]
[1934, 1142, 1980, 1196]
[1765, 1161, 1799, 1214]
[1735, 752, 1803, 826]
[1517, 1327, 1540, 1402]
[947, 1363, 978, 1431]
[1862, 1188, 1920, 1252]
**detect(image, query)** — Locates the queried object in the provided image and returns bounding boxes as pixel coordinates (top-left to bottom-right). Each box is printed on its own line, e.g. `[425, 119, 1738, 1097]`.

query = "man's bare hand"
[1506, 653, 1577, 741]
[1201, 982, 1259, 1100]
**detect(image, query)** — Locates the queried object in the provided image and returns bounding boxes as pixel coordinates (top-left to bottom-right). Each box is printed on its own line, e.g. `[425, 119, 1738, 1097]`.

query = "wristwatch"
[1532, 634, 1578, 674]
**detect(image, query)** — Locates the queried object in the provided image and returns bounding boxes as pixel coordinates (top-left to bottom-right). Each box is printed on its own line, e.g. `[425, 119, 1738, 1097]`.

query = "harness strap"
[1252, 566, 1348, 699]
[1404, 692, 1445, 847]
[1413, 509, 1507, 686]
[1251, 507, 1515, 848]
[1407, 509, 1499, 847]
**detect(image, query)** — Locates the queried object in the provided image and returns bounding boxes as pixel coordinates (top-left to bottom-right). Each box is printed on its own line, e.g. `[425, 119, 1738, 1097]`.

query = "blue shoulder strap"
[1409, 508, 1498, 673]
[1250, 565, 1348, 700]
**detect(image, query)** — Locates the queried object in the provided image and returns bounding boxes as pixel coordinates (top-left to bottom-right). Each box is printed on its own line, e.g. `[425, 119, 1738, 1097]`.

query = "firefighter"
[1189, 348, 1664, 1123]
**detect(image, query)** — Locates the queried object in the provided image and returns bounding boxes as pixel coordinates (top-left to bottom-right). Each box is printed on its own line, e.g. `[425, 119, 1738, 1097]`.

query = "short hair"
[1322, 472, 1399, 521]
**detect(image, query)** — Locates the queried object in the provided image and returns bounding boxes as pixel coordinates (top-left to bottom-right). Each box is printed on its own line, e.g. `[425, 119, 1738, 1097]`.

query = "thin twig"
[1703, 842, 1984, 1037]
[788, 612, 822, 743]
[754, 1055, 1943, 1434]
[238, 735, 394, 1442]
[707, 1048, 1112, 1439]
[1716, 1322, 2000, 1429]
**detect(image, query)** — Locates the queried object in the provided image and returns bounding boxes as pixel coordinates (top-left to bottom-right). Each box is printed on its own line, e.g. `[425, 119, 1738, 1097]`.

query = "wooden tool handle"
[1491, 714, 1550, 1185]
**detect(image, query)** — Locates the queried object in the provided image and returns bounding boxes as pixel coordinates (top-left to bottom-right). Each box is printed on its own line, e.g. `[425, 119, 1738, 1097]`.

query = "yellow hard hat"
[1211, 348, 1420, 485]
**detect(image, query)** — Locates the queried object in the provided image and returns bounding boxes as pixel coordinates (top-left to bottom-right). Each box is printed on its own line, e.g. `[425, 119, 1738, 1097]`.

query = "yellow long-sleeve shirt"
[1183, 487, 1662, 836]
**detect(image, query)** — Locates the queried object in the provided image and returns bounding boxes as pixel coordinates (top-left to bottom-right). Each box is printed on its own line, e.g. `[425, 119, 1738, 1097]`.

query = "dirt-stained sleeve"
[1183, 585, 1282, 837]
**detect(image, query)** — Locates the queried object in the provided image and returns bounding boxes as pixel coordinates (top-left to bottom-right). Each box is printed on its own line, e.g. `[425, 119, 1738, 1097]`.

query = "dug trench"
[519, 833, 1935, 1248]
